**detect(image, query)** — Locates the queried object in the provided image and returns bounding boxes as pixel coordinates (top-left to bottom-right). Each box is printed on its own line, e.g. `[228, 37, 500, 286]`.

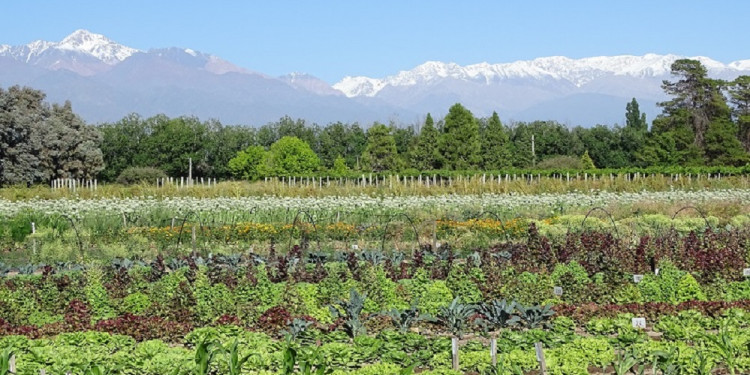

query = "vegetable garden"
[1, 187, 749, 374]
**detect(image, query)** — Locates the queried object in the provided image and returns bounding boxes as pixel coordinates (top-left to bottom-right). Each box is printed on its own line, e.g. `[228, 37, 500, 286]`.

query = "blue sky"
[3, 0, 748, 83]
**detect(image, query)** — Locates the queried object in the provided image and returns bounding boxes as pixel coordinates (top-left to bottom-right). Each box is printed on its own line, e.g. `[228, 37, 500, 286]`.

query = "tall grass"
[1, 173, 749, 200]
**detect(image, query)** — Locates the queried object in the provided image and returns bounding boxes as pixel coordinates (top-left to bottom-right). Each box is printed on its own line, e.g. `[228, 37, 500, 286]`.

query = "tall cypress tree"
[410, 113, 440, 170]
[622, 98, 648, 165]
[439, 103, 481, 170]
[481, 111, 512, 169]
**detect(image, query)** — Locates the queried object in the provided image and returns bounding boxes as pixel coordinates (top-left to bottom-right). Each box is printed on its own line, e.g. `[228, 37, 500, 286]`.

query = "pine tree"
[362, 123, 399, 172]
[728, 75, 750, 151]
[481, 111, 512, 169]
[580, 151, 596, 169]
[409, 113, 440, 170]
[439, 103, 481, 170]
[704, 119, 749, 166]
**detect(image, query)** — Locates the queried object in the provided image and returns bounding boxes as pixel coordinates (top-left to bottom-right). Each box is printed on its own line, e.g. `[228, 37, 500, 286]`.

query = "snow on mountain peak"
[333, 54, 748, 98]
[0, 29, 140, 66]
[57, 29, 139, 64]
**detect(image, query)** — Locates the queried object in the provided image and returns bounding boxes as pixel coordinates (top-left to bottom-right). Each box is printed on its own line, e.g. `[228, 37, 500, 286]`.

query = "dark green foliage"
[437, 297, 475, 338]
[516, 303, 555, 329]
[480, 112, 512, 169]
[0, 86, 103, 186]
[622, 98, 649, 165]
[704, 119, 749, 166]
[384, 299, 435, 333]
[474, 299, 519, 332]
[728, 75, 750, 152]
[410, 114, 440, 171]
[329, 289, 368, 338]
[115, 167, 167, 185]
[362, 123, 399, 172]
[439, 103, 481, 170]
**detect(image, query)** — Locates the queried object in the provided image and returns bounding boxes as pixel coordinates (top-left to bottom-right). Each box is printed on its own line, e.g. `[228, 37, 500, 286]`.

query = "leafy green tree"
[98, 113, 148, 181]
[142, 115, 209, 177]
[318, 122, 350, 168]
[330, 155, 350, 177]
[576, 125, 627, 168]
[228, 145, 269, 180]
[481, 111, 512, 169]
[201, 120, 255, 179]
[439, 103, 481, 169]
[409, 113, 440, 170]
[267, 136, 319, 175]
[0, 86, 43, 185]
[0, 86, 102, 185]
[362, 123, 399, 172]
[37, 101, 104, 180]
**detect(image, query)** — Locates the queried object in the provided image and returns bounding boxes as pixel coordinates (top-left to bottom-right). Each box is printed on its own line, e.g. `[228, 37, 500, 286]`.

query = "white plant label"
[633, 274, 644, 283]
[655, 268, 660, 276]
[351, 244, 359, 250]
[743, 268, 750, 277]
[553, 286, 563, 296]
[632, 317, 646, 329]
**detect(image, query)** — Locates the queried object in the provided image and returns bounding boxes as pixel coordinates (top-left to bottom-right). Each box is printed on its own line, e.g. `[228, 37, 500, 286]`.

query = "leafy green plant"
[329, 289, 368, 338]
[703, 328, 740, 375]
[516, 303, 555, 329]
[384, 299, 435, 333]
[174, 338, 217, 375]
[222, 340, 257, 375]
[0, 349, 14, 375]
[611, 350, 640, 375]
[282, 345, 329, 375]
[283, 318, 314, 342]
[475, 299, 519, 333]
[437, 297, 476, 338]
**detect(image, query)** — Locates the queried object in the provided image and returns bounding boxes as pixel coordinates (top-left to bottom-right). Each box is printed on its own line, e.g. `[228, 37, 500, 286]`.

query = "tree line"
[1, 59, 749, 185]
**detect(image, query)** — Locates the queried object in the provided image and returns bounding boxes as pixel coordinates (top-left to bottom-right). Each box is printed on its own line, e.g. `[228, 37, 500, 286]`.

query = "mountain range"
[2, 30, 750, 126]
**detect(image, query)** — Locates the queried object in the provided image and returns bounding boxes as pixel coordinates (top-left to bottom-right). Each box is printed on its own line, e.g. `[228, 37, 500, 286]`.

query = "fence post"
[451, 337, 459, 371]
[535, 342, 547, 374]
[490, 336, 497, 366]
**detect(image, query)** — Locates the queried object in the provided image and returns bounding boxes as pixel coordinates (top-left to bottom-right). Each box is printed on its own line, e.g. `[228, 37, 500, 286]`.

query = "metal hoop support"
[581, 207, 620, 240]
[287, 209, 322, 253]
[380, 212, 422, 252]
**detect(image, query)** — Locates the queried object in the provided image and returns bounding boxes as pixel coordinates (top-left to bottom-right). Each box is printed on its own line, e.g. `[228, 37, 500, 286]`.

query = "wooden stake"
[451, 337, 459, 371]
[490, 336, 497, 366]
[535, 342, 547, 374]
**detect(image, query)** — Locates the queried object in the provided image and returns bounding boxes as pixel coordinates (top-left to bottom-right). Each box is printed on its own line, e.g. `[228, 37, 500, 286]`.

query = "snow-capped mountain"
[0, 29, 139, 74]
[2, 30, 750, 126]
[334, 54, 745, 98]
[332, 54, 750, 125]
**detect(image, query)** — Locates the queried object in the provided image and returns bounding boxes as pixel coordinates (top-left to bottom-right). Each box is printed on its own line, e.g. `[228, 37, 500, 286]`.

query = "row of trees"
[1, 59, 749, 185]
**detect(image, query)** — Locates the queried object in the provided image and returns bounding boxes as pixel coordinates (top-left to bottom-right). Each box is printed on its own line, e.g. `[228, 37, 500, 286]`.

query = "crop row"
[2, 189, 749, 219]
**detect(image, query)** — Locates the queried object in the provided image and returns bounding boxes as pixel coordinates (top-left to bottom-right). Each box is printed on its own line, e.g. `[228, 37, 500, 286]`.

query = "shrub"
[536, 155, 583, 169]
[115, 166, 167, 185]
